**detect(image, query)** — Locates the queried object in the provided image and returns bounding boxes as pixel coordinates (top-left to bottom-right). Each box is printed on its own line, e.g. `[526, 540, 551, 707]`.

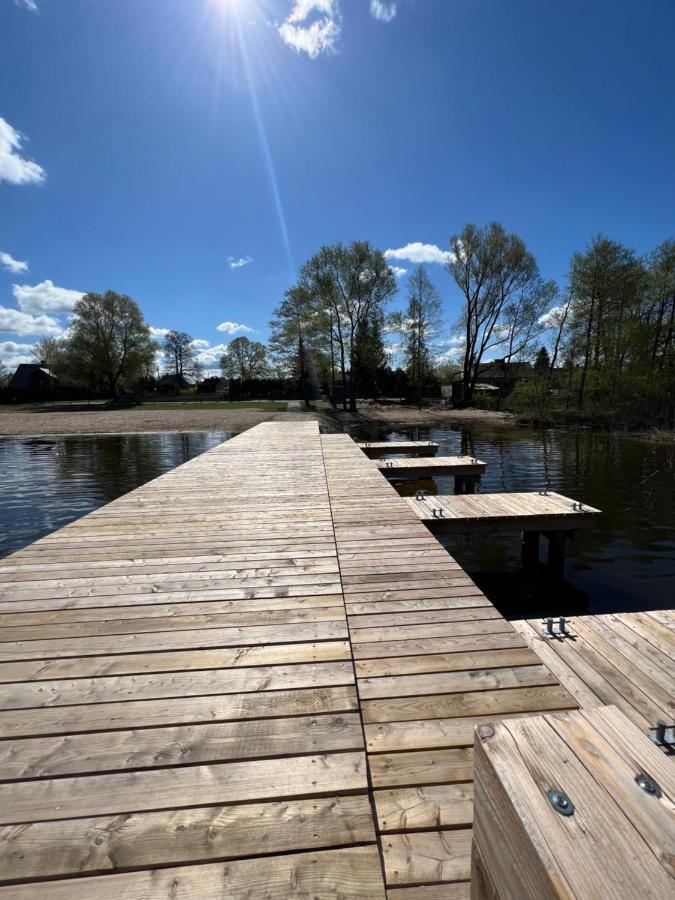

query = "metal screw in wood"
[547, 788, 574, 816]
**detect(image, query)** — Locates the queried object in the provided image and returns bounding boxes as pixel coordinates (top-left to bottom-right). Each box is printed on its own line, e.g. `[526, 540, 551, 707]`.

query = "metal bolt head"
[548, 788, 574, 816]
[635, 773, 662, 798]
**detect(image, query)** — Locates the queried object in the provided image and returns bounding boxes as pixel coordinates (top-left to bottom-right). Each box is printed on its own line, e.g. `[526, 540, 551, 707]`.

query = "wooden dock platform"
[357, 440, 439, 457]
[405, 491, 601, 533]
[375, 455, 486, 487]
[0, 422, 666, 898]
[512, 611, 675, 740]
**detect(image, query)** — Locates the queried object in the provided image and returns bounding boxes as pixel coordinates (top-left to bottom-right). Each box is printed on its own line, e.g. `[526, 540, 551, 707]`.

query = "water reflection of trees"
[53, 433, 230, 505]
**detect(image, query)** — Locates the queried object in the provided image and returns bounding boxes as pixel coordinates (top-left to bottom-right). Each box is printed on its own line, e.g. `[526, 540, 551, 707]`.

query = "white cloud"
[0, 340, 35, 370]
[278, 0, 341, 58]
[12, 280, 84, 315]
[538, 303, 570, 330]
[390, 265, 407, 278]
[15, 0, 39, 11]
[385, 242, 455, 266]
[228, 255, 253, 269]
[149, 326, 170, 338]
[191, 339, 210, 349]
[0, 116, 45, 186]
[193, 342, 231, 368]
[370, 1, 396, 22]
[0, 306, 63, 336]
[0, 252, 28, 274]
[216, 321, 254, 335]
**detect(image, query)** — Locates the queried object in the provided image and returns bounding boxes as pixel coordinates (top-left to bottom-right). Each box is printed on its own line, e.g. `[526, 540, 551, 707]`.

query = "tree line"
[10, 224, 673, 427]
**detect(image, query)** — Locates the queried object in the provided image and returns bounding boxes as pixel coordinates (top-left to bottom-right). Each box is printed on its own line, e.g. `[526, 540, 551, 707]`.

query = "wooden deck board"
[406, 491, 601, 534]
[513, 612, 675, 739]
[320, 433, 579, 891]
[1, 421, 663, 898]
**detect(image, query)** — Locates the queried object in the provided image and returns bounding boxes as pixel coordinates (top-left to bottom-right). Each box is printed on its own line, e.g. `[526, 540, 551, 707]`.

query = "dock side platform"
[0, 422, 668, 897]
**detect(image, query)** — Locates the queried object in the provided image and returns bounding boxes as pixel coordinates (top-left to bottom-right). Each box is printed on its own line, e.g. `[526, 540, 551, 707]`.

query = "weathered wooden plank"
[0, 714, 364, 780]
[0, 795, 376, 883]
[0, 846, 387, 898]
[0, 685, 359, 738]
[1, 661, 355, 709]
[382, 829, 472, 885]
[368, 748, 474, 788]
[374, 783, 473, 831]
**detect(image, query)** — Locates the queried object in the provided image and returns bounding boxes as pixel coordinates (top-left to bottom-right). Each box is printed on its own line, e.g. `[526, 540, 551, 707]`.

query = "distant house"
[9, 364, 61, 398]
[449, 358, 533, 403]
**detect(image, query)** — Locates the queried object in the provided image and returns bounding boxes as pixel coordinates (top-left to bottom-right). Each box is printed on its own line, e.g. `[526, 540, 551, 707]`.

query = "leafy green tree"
[534, 345, 551, 376]
[269, 285, 326, 405]
[300, 240, 397, 410]
[352, 309, 388, 398]
[447, 222, 550, 404]
[219, 336, 269, 380]
[65, 291, 155, 397]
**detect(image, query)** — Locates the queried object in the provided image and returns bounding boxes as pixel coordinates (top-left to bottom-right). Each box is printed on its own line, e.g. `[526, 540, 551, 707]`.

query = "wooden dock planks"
[1, 422, 657, 898]
[512, 612, 675, 737]
[320, 433, 578, 896]
[374, 456, 486, 480]
[357, 440, 439, 457]
[0, 422, 386, 897]
[405, 491, 601, 533]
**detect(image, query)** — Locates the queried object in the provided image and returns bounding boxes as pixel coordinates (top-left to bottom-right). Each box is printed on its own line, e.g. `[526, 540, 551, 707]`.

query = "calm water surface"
[347, 423, 675, 617]
[1, 426, 673, 617]
[0, 432, 230, 557]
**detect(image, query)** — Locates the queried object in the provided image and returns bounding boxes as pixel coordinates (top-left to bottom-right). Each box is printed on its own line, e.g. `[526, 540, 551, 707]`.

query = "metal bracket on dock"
[571, 501, 585, 511]
[381, 458, 394, 467]
[649, 721, 675, 749]
[415, 490, 426, 501]
[431, 507, 445, 518]
[541, 616, 573, 638]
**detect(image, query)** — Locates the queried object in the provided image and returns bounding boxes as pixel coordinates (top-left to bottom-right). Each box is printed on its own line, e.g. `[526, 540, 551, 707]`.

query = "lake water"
[0, 432, 230, 557]
[0, 426, 673, 617]
[346, 422, 675, 617]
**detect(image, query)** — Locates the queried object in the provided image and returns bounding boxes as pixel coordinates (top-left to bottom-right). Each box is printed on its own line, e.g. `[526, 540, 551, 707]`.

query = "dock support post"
[546, 531, 567, 579]
[455, 475, 466, 495]
[521, 531, 540, 569]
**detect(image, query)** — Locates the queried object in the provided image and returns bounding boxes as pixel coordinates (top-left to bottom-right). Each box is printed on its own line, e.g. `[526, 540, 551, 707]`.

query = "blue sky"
[2, 0, 674, 374]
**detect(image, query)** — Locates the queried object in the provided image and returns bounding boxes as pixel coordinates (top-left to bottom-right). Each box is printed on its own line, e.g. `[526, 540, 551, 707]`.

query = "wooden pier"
[375, 455, 486, 492]
[405, 491, 601, 534]
[0, 422, 669, 898]
[357, 440, 439, 457]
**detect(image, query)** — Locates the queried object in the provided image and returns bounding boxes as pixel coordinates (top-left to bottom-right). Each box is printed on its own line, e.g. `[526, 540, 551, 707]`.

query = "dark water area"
[345, 422, 675, 618]
[0, 432, 230, 558]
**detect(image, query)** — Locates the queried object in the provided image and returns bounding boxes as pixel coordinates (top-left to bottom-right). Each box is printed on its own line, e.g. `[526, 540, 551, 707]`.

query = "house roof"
[8, 364, 58, 390]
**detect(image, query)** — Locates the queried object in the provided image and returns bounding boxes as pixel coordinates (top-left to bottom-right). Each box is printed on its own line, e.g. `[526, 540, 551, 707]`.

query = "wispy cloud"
[0, 306, 63, 336]
[228, 255, 253, 269]
[0, 116, 45, 186]
[216, 321, 255, 335]
[13, 280, 84, 315]
[370, 1, 396, 23]
[278, 0, 341, 58]
[390, 265, 407, 278]
[15, 0, 39, 12]
[0, 340, 36, 370]
[149, 326, 170, 338]
[0, 252, 28, 274]
[385, 242, 455, 265]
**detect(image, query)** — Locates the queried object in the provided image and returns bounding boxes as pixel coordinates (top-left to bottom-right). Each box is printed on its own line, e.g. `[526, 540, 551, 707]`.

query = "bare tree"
[391, 266, 443, 407]
[163, 330, 196, 382]
[447, 222, 548, 404]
